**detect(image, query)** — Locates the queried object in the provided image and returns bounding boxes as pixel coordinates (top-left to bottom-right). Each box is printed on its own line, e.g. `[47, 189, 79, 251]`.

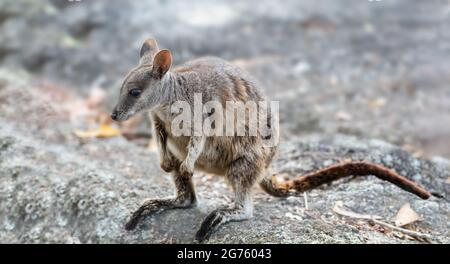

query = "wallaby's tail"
[259, 161, 431, 199]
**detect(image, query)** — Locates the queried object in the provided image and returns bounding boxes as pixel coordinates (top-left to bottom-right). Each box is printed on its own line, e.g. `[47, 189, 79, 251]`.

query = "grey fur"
[112, 39, 430, 242]
[112, 39, 277, 242]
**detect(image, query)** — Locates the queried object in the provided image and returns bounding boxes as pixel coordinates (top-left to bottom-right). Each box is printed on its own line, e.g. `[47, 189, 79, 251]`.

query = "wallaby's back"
[174, 56, 266, 103]
[160, 56, 278, 175]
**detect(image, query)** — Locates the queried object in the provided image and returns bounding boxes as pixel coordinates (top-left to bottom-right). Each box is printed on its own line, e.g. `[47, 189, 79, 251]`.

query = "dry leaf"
[74, 123, 121, 139]
[368, 97, 387, 108]
[394, 203, 421, 227]
[333, 202, 432, 239]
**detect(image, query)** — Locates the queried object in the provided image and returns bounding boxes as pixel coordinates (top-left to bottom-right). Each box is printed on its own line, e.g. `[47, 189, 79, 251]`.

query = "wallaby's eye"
[129, 89, 142, 98]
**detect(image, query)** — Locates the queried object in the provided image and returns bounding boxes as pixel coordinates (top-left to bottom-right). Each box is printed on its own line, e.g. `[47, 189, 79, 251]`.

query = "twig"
[332, 201, 382, 220]
[370, 219, 431, 240]
[303, 192, 309, 210]
[332, 201, 432, 240]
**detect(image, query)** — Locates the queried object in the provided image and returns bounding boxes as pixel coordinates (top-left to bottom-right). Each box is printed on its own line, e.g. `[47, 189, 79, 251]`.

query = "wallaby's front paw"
[160, 160, 174, 173]
[179, 161, 194, 178]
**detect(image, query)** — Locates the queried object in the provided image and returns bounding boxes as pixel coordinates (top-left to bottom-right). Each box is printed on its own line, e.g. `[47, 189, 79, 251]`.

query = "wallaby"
[111, 39, 431, 242]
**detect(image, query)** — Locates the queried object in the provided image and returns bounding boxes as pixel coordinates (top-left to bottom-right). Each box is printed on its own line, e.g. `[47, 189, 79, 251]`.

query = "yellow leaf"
[97, 124, 121, 138]
[74, 124, 121, 139]
[394, 203, 421, 227]
[368, 97, 387, 108]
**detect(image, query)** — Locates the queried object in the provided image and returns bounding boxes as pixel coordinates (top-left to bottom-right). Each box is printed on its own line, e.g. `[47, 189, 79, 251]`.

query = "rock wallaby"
[111, 39, 430, 242]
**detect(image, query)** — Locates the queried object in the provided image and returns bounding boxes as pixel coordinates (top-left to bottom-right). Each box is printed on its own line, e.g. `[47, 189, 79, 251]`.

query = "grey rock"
[0, 75, 448, 244]
[0, 0, 449, 244]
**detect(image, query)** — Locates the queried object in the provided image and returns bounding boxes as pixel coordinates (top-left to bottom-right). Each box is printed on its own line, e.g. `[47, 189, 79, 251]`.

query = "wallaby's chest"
[151, 108, 189, 157]
[151, 108, 233, 174]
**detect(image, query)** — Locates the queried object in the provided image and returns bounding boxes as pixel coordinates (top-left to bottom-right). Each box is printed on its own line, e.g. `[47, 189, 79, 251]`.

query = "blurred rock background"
[0, 0, 448, 243]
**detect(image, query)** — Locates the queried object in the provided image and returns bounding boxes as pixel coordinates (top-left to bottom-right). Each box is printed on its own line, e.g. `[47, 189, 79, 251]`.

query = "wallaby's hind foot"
[195, 206, 252, 243]
[195, 158, 257, 242]
[125, 196, 196, 231]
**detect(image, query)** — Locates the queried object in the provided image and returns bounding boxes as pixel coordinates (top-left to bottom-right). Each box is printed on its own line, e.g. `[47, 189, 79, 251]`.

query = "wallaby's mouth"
[110, 110, 130, 122]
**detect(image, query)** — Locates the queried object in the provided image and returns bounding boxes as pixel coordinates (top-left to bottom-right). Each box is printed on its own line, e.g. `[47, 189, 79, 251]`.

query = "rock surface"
[0, 73, 448, 243]
[0, 0, 449, 243]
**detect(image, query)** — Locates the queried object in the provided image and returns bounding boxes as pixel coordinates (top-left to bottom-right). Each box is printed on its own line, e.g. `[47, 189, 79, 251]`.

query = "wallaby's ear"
[139, 38, 159, 64]
[152, 49, 172, 78]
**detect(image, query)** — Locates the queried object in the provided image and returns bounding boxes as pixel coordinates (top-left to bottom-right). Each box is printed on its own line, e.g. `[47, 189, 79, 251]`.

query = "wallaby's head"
[111, 39, 172, 121]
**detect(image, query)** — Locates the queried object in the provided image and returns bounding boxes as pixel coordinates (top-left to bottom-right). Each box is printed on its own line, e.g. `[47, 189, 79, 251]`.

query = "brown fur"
[111, 39, 431, 242]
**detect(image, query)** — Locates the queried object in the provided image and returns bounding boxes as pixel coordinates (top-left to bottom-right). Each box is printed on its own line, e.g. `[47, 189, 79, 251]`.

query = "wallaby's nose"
[110, 111, 118, 121]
